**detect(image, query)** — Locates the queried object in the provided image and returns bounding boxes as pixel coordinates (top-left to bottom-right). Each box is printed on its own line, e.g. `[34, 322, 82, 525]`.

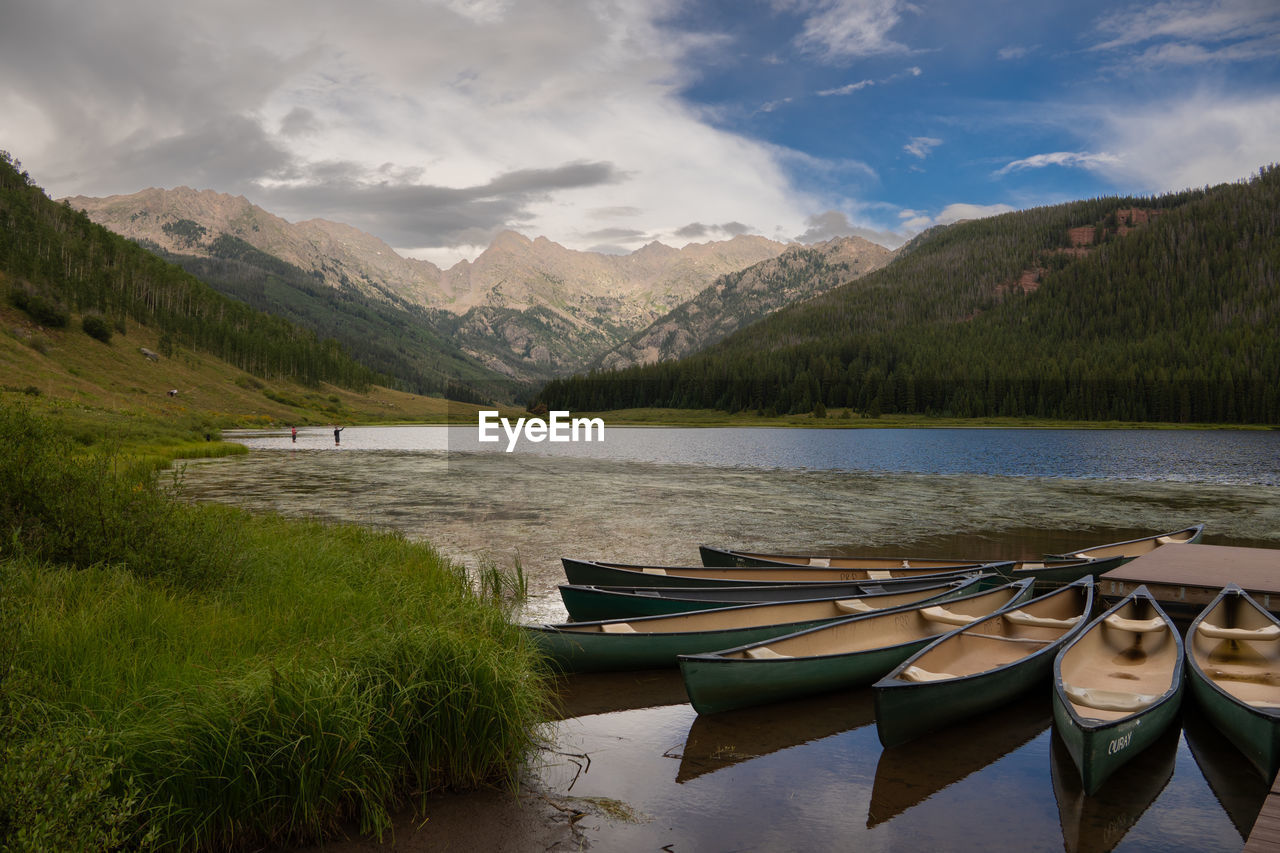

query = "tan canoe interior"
[895, 585, 1089, 682]
[564, 582, 964, 635]
[731, 552, 984, 570]
[1058, 598, 1179, 721]
[721, 584, 1027, 660]
[1191, 593, 1280, 710]
[1073, 527, 1198, 560]
[627, 563, 983, 583]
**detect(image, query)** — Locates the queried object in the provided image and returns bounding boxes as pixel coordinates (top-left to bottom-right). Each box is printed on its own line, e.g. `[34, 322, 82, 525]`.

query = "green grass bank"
[0, 403, 549, 851]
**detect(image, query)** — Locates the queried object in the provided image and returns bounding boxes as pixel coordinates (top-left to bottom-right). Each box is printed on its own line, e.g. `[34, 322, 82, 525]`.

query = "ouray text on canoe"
[477, 410, 605, 452]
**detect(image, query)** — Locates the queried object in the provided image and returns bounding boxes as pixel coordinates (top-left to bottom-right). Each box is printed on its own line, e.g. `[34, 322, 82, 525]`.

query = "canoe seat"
[920, 606, 978, 626]
[1156, 535, 1180, 544]
[1064, 684, 1160, 712]
[600, 623, 637, 634]
[744, 646, 791, 659]
[808, 557, 831, 567]
[1002, 610, 1083, 629]
[1198, 621, 1280, 642]
[835, 598, 876, 614]
[641, 567, 667, 576]
[867, 570, 893, 580]
[1103, 614, 1166, 633]
[901, 665, 958, 682]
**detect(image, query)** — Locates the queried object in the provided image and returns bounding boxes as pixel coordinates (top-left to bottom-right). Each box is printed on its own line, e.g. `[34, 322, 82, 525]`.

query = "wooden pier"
[1098, 544, 1280, 619]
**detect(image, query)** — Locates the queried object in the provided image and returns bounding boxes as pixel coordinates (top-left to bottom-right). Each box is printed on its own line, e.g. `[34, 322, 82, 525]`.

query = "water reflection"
[1050, 722, 1180, 853]
[1183, 703, 1271, 840]
[869, 692, 1052, 827]
[675, 687, 876, 783]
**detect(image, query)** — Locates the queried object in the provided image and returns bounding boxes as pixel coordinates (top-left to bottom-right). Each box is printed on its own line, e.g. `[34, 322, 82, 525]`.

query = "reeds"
[0, 405, 551, 850]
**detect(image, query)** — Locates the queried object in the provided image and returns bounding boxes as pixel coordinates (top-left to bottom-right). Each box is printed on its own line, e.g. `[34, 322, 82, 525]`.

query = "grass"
[0, 404, 552, 851]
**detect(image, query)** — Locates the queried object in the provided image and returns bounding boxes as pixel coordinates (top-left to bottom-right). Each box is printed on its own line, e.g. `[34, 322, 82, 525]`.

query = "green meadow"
[0, 404, 548, 851]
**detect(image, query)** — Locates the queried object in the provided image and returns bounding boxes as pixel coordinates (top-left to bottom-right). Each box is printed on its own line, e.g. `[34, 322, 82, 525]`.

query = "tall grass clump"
[0, 403, 551, 851]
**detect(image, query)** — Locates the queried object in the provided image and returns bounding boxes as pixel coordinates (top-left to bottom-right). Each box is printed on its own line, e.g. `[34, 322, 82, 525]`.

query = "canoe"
[874, 577, 1095, 747]
[527, 575, 989, 673]
[558, 574, 995, 622]
[1051, 585, 1184, 795]
[1043, 523, 1204, 563]
[699, 544, 984, 569]
[994, 555, 1124, 585]
[678, 578, 1036, 715]
[562, 557, 1005, 589]
[1185, 583, 1280, 781]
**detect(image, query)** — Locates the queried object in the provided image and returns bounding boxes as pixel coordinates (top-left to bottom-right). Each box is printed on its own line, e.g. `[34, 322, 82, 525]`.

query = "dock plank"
[1099, 544, 1280, 618]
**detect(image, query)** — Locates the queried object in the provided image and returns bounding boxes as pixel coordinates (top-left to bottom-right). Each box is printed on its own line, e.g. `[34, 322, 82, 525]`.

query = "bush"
[8, 288, 69, 328]
[81, 314, 113, 343]
[0, 404, 235, 586]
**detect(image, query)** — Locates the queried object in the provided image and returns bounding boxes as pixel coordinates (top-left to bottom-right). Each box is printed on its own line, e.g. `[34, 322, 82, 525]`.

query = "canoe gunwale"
[1043, 523, 1205, 562]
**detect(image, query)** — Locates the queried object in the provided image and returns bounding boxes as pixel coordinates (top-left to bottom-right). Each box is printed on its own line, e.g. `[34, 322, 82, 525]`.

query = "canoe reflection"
[868, 692, 1051, 828]
[549, 669, 690, 720]
[1050, 716, 1179, 853]
[1183, 702, 1270, 841]
[675, 687, 876, 783]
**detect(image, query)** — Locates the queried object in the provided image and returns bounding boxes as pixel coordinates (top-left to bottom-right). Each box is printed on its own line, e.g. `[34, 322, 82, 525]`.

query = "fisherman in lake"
[333, 425, 343, 445]
[291, 425, 297, 443]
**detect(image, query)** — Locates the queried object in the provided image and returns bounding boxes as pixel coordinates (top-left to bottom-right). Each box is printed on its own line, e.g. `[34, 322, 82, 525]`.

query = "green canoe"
[557, 574, 993, 622]
[1043, 523, 1204, 564]
[528, 575, 988, 673]
[561, 557, 1005, 589]
[698, 544, 988, 569]
[874, 578, 1095, 748]
[1051, 585, 1184, 795]
[678, 578, 1036, 715]
[994, 555, 1124, 585]
[1186, 583, 1280, 782]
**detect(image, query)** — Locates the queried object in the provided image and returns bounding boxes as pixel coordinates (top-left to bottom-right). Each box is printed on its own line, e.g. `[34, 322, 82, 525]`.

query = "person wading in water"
[333, 425, 344, 446]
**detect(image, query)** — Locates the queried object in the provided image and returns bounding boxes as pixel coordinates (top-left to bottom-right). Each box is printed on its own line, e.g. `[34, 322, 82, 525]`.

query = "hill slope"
[595, 235, 894, 370]
[537, 167, 1280, 424]
[0, 153, 481, 424]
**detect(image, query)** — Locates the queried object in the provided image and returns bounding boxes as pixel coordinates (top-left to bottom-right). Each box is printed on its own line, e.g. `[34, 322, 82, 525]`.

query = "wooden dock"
[1245, 771, 1280, 852]
[1098, 544, 1280, 619]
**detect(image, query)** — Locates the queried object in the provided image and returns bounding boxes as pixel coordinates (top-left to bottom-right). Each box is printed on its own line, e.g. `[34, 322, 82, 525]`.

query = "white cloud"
[935, 202, 1016, 224]
[817, 79, 875, 96]
[904, 136, 942, 159]
[997, 45, 1034, 60]
[995, 151, 1121, 176]
[1090, 0, 1280, 66]
[787, 0, 916, 62]
[0, 0, 821, 264]
[1089, 91, 1280, 191]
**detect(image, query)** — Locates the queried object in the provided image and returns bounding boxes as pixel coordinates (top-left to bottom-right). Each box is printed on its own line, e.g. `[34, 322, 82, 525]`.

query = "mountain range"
[67, 188, 890, 389]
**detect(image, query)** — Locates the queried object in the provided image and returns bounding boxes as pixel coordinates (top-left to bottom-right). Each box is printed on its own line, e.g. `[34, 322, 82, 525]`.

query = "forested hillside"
[537, 167, 1280, 424]
[150, 235, 506, 402]
[1, 153, 379, 394]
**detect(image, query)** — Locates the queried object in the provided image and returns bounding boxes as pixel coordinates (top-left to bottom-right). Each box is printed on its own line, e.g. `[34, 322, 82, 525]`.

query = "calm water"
[188, 425, 1280, 852]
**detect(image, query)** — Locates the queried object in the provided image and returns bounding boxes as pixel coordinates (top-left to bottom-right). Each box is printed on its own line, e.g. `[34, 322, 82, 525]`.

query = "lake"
[186, 425, 1280, 852]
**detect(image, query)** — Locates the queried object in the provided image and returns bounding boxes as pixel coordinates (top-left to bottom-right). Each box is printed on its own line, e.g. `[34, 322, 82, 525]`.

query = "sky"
[2, 0, 1279, 267]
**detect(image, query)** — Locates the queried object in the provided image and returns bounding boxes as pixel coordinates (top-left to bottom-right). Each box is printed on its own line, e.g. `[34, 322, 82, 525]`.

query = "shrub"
[81, 314, 113, 343]
[9, 288, 69, 328]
